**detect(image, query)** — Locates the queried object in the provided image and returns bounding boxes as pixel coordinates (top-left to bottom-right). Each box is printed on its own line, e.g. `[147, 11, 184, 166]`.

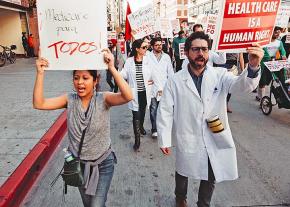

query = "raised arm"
[33, 57, 67, 110]
[102, 49, 133, 107]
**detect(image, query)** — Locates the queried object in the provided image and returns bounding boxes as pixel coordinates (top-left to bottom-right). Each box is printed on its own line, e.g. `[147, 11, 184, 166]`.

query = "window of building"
[177, 10, 182, 16]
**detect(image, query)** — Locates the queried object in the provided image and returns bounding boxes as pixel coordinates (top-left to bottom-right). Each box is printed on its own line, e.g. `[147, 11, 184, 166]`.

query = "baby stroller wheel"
[260, 96, 272, 115]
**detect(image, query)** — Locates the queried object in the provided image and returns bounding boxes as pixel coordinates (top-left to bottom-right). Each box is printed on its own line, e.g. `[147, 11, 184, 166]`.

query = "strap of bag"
[77, 104, 90, 158]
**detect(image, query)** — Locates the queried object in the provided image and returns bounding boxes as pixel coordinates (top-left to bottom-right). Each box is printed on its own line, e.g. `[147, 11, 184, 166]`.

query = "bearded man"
[157, 32, 264, 207]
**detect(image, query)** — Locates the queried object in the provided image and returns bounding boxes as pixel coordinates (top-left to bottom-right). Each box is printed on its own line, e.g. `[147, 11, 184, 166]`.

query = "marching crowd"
[33, 24, 289, 207]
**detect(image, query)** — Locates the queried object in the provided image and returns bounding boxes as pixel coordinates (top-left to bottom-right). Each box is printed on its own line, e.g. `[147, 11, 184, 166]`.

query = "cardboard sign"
[171, 19, 180, 34]
[108, 31, 117, 40]
[197, 14, 218, 39]
[37, 0, 107, 70]
[275, 5, 290, 28]
[214, 0, 281, 52]
[127, 4, 158, 39]
[179, 43, 186, 60]
[118, 40, 126, 55]
[264, 60, 290, 71]
[159, 18, 173, 38]
[286, 33, 290, 44]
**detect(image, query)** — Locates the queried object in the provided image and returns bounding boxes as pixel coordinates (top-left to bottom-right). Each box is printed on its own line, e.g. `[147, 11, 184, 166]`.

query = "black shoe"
[140, 128, 146, 135]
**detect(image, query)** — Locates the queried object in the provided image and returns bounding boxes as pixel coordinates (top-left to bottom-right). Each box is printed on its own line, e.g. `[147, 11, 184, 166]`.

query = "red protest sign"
[215, 0, 281, 51]
[118, 40, 126, 54]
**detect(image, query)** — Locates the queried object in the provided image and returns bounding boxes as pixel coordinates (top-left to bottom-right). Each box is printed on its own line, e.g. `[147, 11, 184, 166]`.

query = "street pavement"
[1, 59, 290, 207]
[0, 58, 71, 186]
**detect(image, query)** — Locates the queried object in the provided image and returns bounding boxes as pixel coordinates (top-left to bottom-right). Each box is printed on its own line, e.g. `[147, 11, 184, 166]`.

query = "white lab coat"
[182, 51, 226, 68]
[147, 52, 174, 98]
[157, 64, 260, 182]
[120, 56, 153, 111]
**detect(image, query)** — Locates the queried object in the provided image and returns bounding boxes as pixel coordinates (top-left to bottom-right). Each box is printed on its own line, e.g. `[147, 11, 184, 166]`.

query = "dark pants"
[106, 71, 118, 92]
[174, 54, 184, 72]
[175, 159, 216, 207]
[28, 46, 34, 57]
[149, 97, 159, 133]
[132, 91, 147, 129]
[227, 93, 231, 103]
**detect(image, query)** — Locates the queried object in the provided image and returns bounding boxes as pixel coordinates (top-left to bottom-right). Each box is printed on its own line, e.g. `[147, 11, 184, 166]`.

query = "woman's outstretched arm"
[33, 57, 67, 110]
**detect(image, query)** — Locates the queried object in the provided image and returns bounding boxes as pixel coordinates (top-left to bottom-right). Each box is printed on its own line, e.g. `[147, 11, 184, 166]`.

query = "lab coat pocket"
[211, 129, 234, 149]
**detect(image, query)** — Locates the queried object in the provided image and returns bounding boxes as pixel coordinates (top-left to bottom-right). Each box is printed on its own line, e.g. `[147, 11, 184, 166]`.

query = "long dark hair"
[129, 39, 144, 57]
[73, 70, 100, 92]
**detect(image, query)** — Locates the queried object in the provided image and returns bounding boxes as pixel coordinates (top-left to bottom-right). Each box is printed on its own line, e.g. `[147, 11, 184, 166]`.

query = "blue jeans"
[149, 97, 159, 133]
[79, 152, 117, 207]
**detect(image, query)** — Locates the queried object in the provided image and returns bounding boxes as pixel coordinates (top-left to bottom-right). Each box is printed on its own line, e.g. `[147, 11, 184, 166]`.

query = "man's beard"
[189, 56, 208, 70]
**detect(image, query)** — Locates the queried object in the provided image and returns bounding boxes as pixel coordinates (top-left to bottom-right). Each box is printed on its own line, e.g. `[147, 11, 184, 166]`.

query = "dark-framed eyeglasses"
[190, 47, 209, 53]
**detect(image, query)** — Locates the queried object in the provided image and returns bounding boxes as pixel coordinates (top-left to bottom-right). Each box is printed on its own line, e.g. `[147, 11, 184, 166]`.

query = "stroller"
[260, 66, 290, 115]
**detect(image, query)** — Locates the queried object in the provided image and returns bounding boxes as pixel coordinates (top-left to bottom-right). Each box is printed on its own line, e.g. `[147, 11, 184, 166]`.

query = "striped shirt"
[135, 60, 146, 91]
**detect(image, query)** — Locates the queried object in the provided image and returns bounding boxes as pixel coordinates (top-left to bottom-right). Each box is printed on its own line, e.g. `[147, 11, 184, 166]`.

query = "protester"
[148, 37, 174, 139]
[21, 32, 28, 57]
[256, 26, 287, 102]
[107, 40, 119, 93]
[157, 32, 263, 207]
[281, 29, 290, 59]
[28, 34, 35, 57]
[172, 31, 186, 72]
[33, 49, 133, 207]
[192, 24, 203, 32]
[120, 39, 154, 151]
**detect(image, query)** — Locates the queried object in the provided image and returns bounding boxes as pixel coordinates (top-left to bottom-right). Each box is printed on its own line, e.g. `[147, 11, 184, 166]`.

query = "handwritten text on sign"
[264, 60, 290, 71]
[215, 0, 281, 51]
[37, 0, 107, 70]
[128, 5, 158, 39]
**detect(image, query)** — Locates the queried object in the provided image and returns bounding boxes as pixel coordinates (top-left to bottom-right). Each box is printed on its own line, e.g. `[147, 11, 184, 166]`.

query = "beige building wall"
[0, 9, 24, 54]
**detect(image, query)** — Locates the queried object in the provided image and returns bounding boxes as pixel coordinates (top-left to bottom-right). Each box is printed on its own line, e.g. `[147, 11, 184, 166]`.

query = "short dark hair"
[151, 37, 162, 46]
[130, 39, 144, 57]
[118, 32, 124, 36]
[178, 31, 185, 36]
[73, 70, 100, 92]
[274, 26, 282, 32]
[184, 32, 210, 52]
[193, 24, 203, 32]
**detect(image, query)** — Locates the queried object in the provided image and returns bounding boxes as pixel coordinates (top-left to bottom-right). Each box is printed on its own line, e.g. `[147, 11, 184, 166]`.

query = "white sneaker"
[152, 132, 158, 139]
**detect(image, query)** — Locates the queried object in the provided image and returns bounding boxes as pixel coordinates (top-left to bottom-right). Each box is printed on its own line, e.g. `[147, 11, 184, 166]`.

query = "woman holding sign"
[120, 39, 155, 151]
[33, 49, 133, 207]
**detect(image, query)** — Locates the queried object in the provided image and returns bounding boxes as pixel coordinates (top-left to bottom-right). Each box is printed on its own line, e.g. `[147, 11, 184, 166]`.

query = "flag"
[125, 1, 132, 41]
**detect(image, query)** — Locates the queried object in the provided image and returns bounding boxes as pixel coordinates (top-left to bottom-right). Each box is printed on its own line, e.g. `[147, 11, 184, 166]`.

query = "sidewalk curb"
[0, 110, 67, 207]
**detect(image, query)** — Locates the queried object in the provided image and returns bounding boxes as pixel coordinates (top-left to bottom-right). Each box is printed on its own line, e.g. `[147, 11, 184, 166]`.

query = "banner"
[171, 19, 180, 34]
[264, 60, 290, 71]
[37, 0, 107, 70]
[197, 14, 218, 39]
[127, 4, 158, 39]
[159, 18, 173, 38]
[275, 5, 290, 28]
[214, 0, 282, 52]
[179, 43, 186, 59]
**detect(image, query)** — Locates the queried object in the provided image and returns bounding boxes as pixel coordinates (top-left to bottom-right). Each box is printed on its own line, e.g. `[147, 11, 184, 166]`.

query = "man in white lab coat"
[148, 37, 174, 139]
[157, 32, 264, 207]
